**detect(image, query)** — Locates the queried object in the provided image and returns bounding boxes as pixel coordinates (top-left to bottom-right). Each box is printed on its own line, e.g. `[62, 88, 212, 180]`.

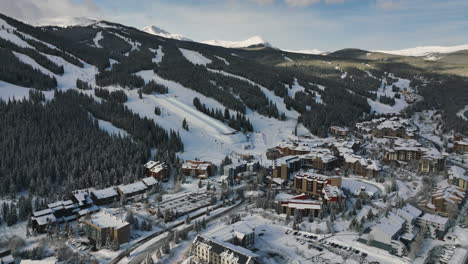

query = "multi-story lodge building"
[343, 154, 381, 178]
[275, 141, 311, 156]
[301, 148, 338, 171]
[329, 126, 349, 137]
[454, 140, 468, 154]
[428, 184, 465, 218]
[83, 211, 130, 249]
[191, 222, 258, 264]
[144, 160, 169, 181]
[449, 166, 468, 190]
[277, 194, 322, 217]
[182, 160, 216, 178]
[293, 172, 342, 197]
[418, 148, 446, 174]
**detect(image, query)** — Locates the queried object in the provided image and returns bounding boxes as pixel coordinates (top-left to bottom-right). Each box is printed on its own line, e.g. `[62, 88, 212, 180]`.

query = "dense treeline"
[379, 95, 396, 106]
[76, 79, 92, 90]
[207, 71, 281, 118]
[0, 90, 183, 197]
[193, 97, 253, 132]
[0, 48, 57, 90]
[94, 88, 128, 103]
[209, 54, 293, 97]
[0, 37, 64, 75]
[14, 31, 84, 68]
[142, 80, 168, 94]
[155, 46, 246, 113]
[408, 75, 468, 135]
[300, 87, 371, 137]
[95, 48, 156, 88]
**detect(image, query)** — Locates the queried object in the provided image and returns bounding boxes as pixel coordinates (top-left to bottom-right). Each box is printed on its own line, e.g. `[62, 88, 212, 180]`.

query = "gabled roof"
[193, 235, 258, 264]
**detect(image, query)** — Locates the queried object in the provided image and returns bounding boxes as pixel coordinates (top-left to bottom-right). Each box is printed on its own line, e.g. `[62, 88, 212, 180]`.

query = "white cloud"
[375, 0, 403, 10]
[284, 0, 320, 7]
[0, 0, 101, 23]
[249, 0, 276, 5]
[284, 0, 346, 7]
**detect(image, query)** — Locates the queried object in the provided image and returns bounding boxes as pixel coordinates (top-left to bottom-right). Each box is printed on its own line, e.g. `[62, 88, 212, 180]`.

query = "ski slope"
[93, 31, 103, 48]
[207, 69, 300, 119]
[179, 48, 212, 65]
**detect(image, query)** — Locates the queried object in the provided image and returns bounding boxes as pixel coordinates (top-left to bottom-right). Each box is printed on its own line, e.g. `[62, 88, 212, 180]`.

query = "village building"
[427, 184, 465, 218]
[141, 176, 158, 189]
[144, 160, 169, 181]
[204, 222, 256, 249]
[418, 213, 450, 239]
[275, 141, 311, 156]
[82, 210, 130, 249]
[418, 148, 446, 174]
[116, 181, 148, 199]
[0, 249, 14, 264]
[448, 166, 468, 190]
[271, 156, 302, 180]
[91, 187, 119, 205]
[300, 148, 338, 171]
[329, 126, 349, 137]
[182, 160, 216, 178]
[361, 212, 407, 256]
[191, 235, 258, 264]
[71, 190, 94, 209]
[31, 208, 56, 233]
[454, 140, 468, 154]
[343, 154, 381, 178]
[395, 204, 423, 241]
[293, 172, 342, 197]
[277, 193, 323, 217]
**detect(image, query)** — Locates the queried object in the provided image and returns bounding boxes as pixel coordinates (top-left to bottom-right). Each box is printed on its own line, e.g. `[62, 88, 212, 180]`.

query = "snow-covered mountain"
[376, 44, 468, 57]
[202, 36, 272, 49]
[142, 25, 192, 41]
[34, 16, 98, 27]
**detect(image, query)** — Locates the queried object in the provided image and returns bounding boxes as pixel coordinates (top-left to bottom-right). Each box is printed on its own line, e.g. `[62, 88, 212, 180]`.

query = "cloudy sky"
[1, 0, 467, 51]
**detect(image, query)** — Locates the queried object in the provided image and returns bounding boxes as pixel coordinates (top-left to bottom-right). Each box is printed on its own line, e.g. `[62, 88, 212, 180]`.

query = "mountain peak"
[142, 25, 192, 41]
[202, 36, 273, 49]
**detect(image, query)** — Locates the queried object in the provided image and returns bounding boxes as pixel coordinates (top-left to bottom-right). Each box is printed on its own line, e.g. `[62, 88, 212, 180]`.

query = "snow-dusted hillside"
[202, 36, 272, 49]
[284, 49, 324, 55]
[142, 25, 192, 41]
[376, 44, 468, 57]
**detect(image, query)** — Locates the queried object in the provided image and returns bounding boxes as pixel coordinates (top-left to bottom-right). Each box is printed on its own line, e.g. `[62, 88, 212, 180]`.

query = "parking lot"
[284, 229, 377, 264]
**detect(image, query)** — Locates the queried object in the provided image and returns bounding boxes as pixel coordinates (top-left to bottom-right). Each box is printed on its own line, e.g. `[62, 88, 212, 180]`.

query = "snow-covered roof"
[448, 248, 468, 264]
[343, 154, 381, 171]
[33, 208, 53, 217]
[422, 148, 444, 160]
[92, 187, 119, 200]
[194, 235, 258, 263]
[371, 217, 403, 238]
[400, 204, 422, 218]
[32, 213, 56, 226]
[455, 140, 468, 146]
[449, 166, 468, 181]
[206, 221, 255, 243]
[117, 181, 148, 194]
[322, 185, 343, 200]
[141, 176, 158, 187]
[144, 160, 159, 169]
[330, 126, 349, 132]
[84, 210, 128, 229]
[419, 213, 449, 226]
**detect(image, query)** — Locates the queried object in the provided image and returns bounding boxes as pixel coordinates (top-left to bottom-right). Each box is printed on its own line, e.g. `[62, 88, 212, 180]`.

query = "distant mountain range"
[142, 25, 193, 42]
[375, 44, 468, 57]
[202, 36, 273, 49]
